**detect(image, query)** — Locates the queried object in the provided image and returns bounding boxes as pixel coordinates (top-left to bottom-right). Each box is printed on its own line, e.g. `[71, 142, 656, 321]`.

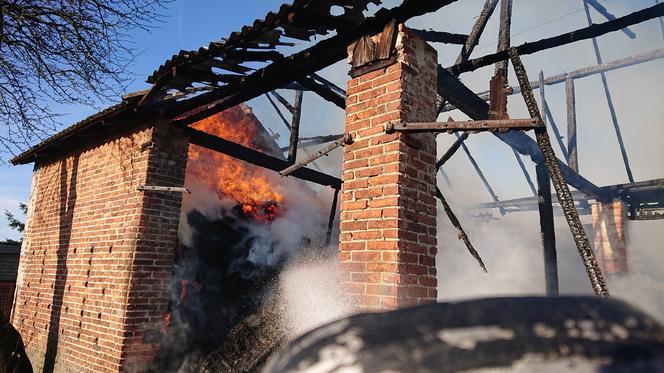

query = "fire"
[186, 105, 284, 220]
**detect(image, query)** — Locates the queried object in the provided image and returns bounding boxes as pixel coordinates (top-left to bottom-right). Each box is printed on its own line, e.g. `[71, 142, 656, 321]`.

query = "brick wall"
[339, 25, 439, 310]
[591, 199, 628, 275]
[11, 120, 188, 372]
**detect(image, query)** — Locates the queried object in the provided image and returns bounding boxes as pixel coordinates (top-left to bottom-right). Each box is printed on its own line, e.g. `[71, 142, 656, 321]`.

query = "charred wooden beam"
[508, 48, 609, 297]
[585, 0, 636, 39]
[436, 132, 469, 169]
[435, 186, 488, 272]
[288, 90, 303, 164]
[583, 0, 634, 183]
[297, 76, 346, 109]
[184, 127, 341, 189]
[386, 119, 539, 133]
[265, 94, 291, 130]
[280, 134, 352, 177]
[271, 91, 294, 114]
[456, 0, 500, 64]
[536, 162, 559, 296]
[325, 189, 340, 246]
[437, 0, 499, 114]
[168, 0, 462, 124]
[495, 0, 513, 73]
[410, 29, 468, 44]
[447, 3, 664, 75]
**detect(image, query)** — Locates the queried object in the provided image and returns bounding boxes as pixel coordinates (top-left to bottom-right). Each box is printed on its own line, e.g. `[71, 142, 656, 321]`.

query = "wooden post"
[565, 78, 578, 172]
[536, 163, 559, 296]
[540, 71, 569, 160]
[495, 0, 513, 73]
[288, 90, 303, 164]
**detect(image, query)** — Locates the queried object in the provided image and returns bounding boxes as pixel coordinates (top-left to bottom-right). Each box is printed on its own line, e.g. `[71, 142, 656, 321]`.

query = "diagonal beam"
[183, 127, 341, 189]
[298, 76, 346, 109]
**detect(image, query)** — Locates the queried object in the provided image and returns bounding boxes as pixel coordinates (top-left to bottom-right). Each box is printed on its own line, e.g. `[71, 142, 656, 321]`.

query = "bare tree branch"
[0, 0, 171, 159]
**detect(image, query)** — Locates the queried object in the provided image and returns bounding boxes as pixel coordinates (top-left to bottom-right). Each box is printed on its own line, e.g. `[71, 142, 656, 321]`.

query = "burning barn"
[5, 0, 664, 372]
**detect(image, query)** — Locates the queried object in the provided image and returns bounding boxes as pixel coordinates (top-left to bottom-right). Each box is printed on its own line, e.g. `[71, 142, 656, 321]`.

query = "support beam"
[536, 163, 559, 296]
[271, 91, 294, 114]
[265, 93, 292, 130]
[436, 132, 469, 169]
[297, 76, 346, 109]
[436, 186, 487, 272]
[386, 119, 538, 133]
[437, 0, 499, 114]
[447, 3, 664, 75]
[183, 127, 341, 189]
[411, 29, 468, 44]
[280, 134, 352, 177]
[508, 48, 609, 297]
[325, 189, 340, 246]
[288, 90, 303, 164]
[456, 0, 500, 64]
[565, 78, 578, 171]
[583, 0, 634, 183]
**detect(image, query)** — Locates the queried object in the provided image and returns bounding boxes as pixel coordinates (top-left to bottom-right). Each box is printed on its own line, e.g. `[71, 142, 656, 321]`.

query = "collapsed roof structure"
[8, 1, 664, 370]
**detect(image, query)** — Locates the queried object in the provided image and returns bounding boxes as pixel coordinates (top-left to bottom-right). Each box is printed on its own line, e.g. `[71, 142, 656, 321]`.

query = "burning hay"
[149, 104, 333, 372]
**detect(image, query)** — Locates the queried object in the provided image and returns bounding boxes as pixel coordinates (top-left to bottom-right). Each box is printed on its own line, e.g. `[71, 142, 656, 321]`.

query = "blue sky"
[1, 0, 663, 240]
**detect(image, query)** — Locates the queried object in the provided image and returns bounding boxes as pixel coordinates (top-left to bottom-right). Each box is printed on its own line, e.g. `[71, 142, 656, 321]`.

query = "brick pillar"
[339, 26, 438, 310]
[591, 199, 628, 275]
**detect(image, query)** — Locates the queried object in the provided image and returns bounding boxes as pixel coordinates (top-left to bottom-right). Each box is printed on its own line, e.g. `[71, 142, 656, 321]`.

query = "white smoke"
[435, 187, 664, 324]
[276, 249, 359, 338]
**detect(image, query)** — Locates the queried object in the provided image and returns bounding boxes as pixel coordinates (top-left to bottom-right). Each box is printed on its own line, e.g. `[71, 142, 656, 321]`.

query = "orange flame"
[186, 105, 284, 218]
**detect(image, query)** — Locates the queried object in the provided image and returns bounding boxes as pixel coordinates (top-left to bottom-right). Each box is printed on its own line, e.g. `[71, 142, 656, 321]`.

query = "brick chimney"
[591, 199, 628, 275]
[339, 25, 438, 310]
